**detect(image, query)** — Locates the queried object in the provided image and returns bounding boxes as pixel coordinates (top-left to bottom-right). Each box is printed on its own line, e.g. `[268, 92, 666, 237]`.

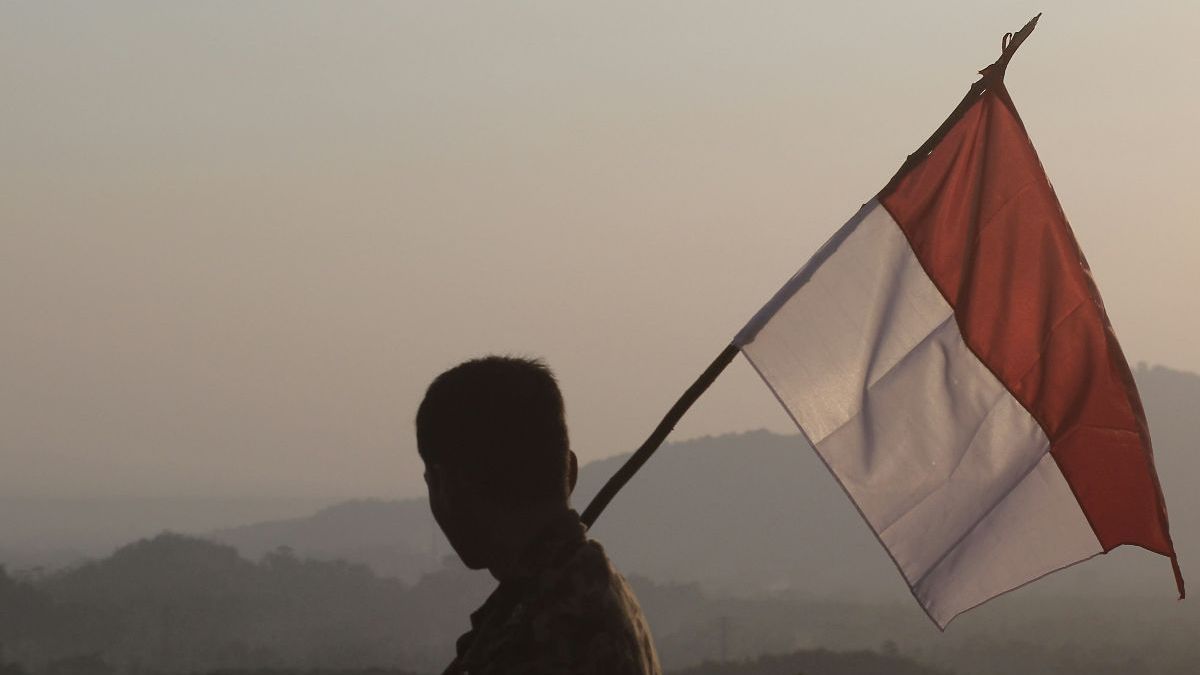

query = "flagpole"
[581, 344, 740, 528]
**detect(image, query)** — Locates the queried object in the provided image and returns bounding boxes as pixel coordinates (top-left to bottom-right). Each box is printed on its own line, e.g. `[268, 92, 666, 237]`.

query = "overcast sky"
[3, 2, 1197, 502]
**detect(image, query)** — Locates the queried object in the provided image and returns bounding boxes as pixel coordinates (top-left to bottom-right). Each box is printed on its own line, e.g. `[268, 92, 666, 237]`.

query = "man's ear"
[567, 450, 578, 496]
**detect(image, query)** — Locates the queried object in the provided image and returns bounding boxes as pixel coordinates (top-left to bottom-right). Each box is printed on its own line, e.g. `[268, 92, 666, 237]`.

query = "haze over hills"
[2, 362, 1193, 602]
[211, 499, 448, 584]
[1, 363, 1197, 674]
[208, 362, 1198, 602]
[0, 497, 332, 573]
[209, 431, 896, 597]
[0, 534, 960, 674]
[7, 519, 1198, 674]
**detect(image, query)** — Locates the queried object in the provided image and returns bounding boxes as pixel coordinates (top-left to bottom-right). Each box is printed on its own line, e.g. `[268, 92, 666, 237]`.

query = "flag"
[732, 39, 1183, 627]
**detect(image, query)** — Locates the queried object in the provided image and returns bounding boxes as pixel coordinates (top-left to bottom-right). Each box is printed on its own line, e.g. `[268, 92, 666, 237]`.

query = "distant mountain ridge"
[211, 363, 1199, 600]
[208, 429, 897, 595]
[4, 364, 1197, 675]
[212, 498, 445, 583]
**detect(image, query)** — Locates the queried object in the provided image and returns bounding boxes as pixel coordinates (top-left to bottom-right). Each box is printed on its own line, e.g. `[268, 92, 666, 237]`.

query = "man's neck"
[486, 503, 575, 583]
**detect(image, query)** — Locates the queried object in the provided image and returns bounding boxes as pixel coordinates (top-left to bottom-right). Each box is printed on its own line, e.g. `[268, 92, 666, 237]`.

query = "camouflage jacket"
[443, 509, 662, 675]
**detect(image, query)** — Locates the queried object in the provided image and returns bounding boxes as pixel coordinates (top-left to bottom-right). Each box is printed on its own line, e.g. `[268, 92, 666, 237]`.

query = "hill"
[6, 533, 1200, 675]
[212, 363, 1199, 601]
[211, 430, 893, 598]
[3, 534, 487, 674]
[670, 648, 951, 675]
[211, 500, 445, 584]
[0, 534, 936, 674]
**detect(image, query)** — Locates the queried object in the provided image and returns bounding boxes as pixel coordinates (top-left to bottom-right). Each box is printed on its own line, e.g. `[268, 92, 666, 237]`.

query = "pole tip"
[980, 13, 1042, 81]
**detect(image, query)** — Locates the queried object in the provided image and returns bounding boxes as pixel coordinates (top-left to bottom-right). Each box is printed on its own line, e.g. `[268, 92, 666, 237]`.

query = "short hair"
[415, 356, 571, 505]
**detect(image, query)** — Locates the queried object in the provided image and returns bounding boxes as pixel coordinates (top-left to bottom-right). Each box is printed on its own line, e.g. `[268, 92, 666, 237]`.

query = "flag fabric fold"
[734, 81, 1183, 628]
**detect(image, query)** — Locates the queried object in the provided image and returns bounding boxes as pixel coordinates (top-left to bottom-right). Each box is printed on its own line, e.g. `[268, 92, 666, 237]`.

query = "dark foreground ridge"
[4, 528, 1200, 675]
[671, 648, 951, 675]
[0, 650, 947, 675]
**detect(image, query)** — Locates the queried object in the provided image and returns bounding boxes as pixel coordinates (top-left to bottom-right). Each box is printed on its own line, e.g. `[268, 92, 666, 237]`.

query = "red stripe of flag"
[879, 85, 1183, 597]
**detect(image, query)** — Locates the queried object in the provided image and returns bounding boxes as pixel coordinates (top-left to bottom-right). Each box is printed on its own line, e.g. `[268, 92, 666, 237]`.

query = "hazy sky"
[3, 2, 1197, 502]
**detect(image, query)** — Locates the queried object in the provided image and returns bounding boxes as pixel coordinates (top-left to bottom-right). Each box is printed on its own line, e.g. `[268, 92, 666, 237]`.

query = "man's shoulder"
[533, 538, 636, 618]
[515, 538, 661, 674]
[452, 519, 662, 675]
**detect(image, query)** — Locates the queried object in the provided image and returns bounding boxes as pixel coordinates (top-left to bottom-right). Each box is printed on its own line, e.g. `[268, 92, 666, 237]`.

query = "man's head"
[415, 355, 577, 568]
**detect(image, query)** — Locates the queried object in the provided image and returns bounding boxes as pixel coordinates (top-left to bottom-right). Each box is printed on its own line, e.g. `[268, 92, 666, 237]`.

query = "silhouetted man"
[416, 356, 662, 675]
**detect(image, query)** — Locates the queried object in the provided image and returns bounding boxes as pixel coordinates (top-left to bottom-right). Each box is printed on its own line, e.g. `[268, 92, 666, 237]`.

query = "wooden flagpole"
[581, 344, 739, 528]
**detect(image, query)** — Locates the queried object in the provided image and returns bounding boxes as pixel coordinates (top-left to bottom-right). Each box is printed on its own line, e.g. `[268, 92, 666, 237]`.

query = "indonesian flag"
[733, 53, 1183, 626]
